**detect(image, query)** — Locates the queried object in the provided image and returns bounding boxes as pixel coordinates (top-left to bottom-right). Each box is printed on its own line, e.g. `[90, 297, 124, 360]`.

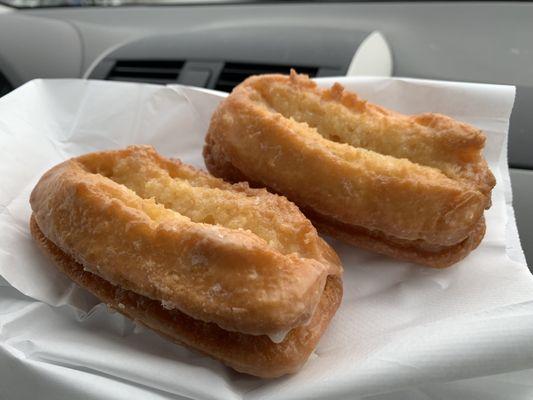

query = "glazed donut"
[30, 145, 342, 377]
[204, 71, 495, 268]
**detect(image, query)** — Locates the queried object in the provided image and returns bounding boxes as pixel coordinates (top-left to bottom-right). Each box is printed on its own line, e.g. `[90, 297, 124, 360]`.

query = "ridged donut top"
[207, 71, 495, 246]
[30, 145, 341, 336]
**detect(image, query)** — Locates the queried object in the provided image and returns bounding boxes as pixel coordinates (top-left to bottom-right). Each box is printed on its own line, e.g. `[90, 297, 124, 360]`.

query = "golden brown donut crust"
[311, 212, 486, 269]
[30, 145, 341, 337]
[203, 72, 495, 268]
[30, 215, 343, 378]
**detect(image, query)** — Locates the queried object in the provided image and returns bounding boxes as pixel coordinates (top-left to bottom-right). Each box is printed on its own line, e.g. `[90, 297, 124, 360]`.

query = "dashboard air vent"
[215, 63, 318, 92]
[107, 60, 184, 85]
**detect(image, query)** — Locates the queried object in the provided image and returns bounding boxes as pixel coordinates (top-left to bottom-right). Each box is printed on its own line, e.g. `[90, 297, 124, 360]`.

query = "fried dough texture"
[204, 72, 495, 268]
[29, 145, 342, 377]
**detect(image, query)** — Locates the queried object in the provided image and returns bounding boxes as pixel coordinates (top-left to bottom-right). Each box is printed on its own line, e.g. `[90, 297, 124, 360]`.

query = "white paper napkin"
[0, 77, 532, 400]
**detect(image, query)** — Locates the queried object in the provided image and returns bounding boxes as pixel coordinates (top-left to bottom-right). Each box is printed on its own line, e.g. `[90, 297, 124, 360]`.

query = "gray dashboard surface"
[511, 169, 533, 264]
[0, 1, 530, 265]
[7, 1, 532, 169]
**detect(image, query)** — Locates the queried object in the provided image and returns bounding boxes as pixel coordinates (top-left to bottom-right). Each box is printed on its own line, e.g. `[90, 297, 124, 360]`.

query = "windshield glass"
[1, 0, 259, 8]
[0, 0, 482, 9]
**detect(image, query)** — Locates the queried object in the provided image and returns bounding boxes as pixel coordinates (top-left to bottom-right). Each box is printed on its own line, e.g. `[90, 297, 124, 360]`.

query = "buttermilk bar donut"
[29, 145, 342, 378]
[203, 71, 495, 268]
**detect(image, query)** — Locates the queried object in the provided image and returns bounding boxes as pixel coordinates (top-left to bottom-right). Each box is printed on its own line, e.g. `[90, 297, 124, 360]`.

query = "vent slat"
[107, 60, 184, 85]
[215, 62, 318, 92]
[113, 66, 181, 75]
[221, 68, 290, 75]
[215, 79, 244, 86]
[107, 76, 176, 85]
